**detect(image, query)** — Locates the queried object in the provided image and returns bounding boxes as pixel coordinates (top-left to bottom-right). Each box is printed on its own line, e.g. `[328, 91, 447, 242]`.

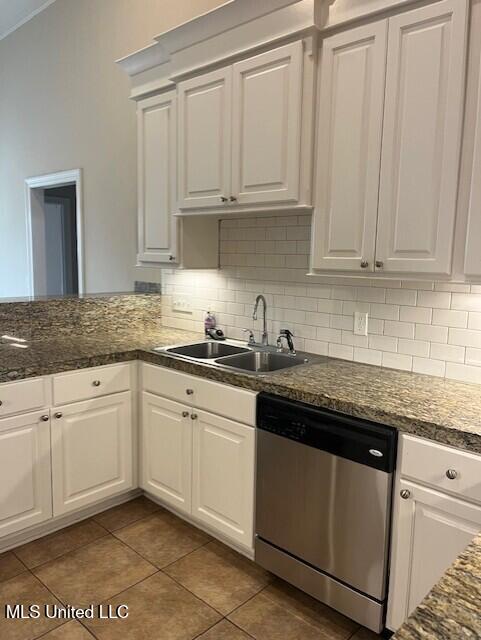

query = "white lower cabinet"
[51, 392, 133, 516]
[387, 437, 481, 631]
[192, 410, 255, 549]
[0, 411, 52, 538]
[141, 392, 192, 514]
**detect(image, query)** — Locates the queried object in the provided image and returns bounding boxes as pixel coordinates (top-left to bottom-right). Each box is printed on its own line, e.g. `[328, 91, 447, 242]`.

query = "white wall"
[0, 0, 224, 297]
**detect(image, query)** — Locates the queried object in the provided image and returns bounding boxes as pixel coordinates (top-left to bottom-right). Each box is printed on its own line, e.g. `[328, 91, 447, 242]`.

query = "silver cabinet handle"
[190, 413, 198, 420]
[40, 415, 49, 422]
[220, 196, 228, 202]
[400, 489, 411, 500]
[182, 411, 189, 418]
[360, 260, 369, 269]
[375, 260, 384, 269]
[54, 412, 63, 419]
[229, 196, 237, 202]
[92, 380, 101, 387]
[446, 469, 458, 480]
[186, 388, 194, 395]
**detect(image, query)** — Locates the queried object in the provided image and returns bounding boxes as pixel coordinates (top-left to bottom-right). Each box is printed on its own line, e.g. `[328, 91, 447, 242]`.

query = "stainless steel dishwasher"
[255, 393, 397, 633]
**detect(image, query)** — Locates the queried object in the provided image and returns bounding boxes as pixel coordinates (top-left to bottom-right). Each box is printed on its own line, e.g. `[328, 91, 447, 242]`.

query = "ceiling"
[0, 0, 56, 41]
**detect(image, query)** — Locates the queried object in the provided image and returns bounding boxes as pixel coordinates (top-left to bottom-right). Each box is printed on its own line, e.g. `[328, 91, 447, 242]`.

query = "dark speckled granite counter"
[393, 533, 481, 639]
[1, 325, 481, 453]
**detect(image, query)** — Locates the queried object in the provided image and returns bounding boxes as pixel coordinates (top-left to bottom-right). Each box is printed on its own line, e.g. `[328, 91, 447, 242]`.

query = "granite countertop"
[393, 532, 481, 639]
[1, 325, 481, 453]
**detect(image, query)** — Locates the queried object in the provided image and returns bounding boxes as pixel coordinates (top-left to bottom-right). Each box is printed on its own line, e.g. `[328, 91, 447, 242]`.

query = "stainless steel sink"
[216, 350, 309, 373]
[164, 341, 250, 359]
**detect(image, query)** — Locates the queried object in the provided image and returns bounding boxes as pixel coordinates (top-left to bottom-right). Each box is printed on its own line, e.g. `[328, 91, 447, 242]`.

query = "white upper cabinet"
[177, 67, 232, 209]
[312, 21, 387, 272]
[137, 90, 177, 263]
[231, 41, 303, 205]
[376, 0, 468, 275]
[463, 54, 481, 276]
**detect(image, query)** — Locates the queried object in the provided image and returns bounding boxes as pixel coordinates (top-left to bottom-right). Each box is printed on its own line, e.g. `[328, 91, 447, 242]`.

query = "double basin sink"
[155, 340, 324, 375]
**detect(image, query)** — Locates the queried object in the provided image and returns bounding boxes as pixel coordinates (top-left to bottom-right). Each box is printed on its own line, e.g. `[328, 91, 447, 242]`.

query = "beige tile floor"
[0, 497, 384, 640]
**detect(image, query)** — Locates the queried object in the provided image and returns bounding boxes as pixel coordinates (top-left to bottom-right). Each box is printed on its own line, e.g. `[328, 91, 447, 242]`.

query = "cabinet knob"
[54, 412, 63, 419]
[182, 411, 189, 418]
[375, 260, 384, 269]
[360, 260, 369, 269]
[446, 469, 458, 480]
[169, 255, 175, 261]
[186, 388, 194, 395]
[0, 400, 2, 407]
[92, 380, 101, 387]
[220, 196, 228, 203]
[190, 413, 198, 420]
[229, 196, 237, 202]
[400, 489, 411, 500]
[40, 415, 49, 422]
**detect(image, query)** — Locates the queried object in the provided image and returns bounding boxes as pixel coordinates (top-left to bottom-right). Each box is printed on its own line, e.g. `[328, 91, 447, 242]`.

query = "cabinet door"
[192, 410, 255, 549]
[311, 21, 387, 272]
[137, 91, 177, 263]
[387, 480, 481, 630]
[231, 41, 303, 205]
[463, 58, 481, 276]
[0, 411, 52, 538]
[177, 67, 231, 209]
[141, 392, 192, 514]
[376, 0, 468, 275]
[51, 392, 133, 516]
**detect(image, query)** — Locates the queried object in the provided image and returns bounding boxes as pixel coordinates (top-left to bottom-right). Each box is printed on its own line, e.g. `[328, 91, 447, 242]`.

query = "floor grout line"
[17, 531, 113, 572]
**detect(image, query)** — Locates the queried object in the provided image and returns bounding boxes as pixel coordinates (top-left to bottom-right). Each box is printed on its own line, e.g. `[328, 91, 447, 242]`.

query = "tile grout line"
[15, 530, 113, 573]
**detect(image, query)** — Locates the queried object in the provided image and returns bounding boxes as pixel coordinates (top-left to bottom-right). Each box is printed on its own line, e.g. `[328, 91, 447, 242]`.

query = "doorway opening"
[25, 169, 84, 296]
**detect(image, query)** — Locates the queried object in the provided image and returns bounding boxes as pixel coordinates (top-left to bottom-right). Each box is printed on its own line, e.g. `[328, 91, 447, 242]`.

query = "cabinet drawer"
[53, 364, 131, 406]
[401, 435, 481, 504]
[142, 363, 257, 425]
[0, 378, 47, 418]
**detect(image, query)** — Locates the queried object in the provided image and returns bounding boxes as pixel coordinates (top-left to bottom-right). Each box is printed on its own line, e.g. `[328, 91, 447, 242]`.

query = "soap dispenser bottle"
[204, 310, 216, 336]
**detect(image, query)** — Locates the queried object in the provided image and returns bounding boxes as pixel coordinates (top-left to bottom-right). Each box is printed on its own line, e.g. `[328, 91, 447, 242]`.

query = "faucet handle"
[243, 329, 255, 345]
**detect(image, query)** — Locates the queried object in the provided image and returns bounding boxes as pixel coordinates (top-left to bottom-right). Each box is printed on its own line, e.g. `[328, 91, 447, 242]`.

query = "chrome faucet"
[253, 294, 268, 346]
[276, 329, 296, 355]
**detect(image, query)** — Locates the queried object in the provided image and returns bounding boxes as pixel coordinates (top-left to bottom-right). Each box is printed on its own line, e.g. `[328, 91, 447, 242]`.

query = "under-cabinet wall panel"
[312, 21, 387, 272]
[376, 0, 468, 275]
[231, 41, 303, 205]
[178, 67, 232, 209]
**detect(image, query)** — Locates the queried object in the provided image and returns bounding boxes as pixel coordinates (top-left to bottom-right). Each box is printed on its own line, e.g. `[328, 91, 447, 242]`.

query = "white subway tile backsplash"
[382, 352, 413, 371]
[369, 334, 398, 352]
[412, 357, 446, 377]
[384, 321, 415, 339]
[415, 324, 448, 343]
[386, 289, 417, 306]
[464, 347, 481, 367]
[163, 217, 481, 383]
[398, 338, 430, 357]
[354, 347, 382, 366]
[468, 312, 481, 330]
[417, 291, 451, 309]
[370, 304, 400, 321]
[432, 309, 468, 328]
[448, 328, 481, 348]
[400, 306, 432, 324]
[328, 343, 354, 360]
[430, 343, 465, 363]
[446, 362, 481, 384]
[451, 293, 481, 311]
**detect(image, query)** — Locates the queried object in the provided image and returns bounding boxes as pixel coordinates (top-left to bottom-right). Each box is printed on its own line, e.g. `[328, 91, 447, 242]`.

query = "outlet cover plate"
[172, 296, 193, 314]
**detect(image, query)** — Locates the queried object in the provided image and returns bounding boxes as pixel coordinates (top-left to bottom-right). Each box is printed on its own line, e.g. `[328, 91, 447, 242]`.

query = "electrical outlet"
[172, 296, 193, 314]
[354, 312, 368, 336]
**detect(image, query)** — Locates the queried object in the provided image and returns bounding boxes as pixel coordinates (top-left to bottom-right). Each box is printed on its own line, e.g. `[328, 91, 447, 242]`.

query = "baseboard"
[143, 490, 255, 561]
[0, 488, 142, 553]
